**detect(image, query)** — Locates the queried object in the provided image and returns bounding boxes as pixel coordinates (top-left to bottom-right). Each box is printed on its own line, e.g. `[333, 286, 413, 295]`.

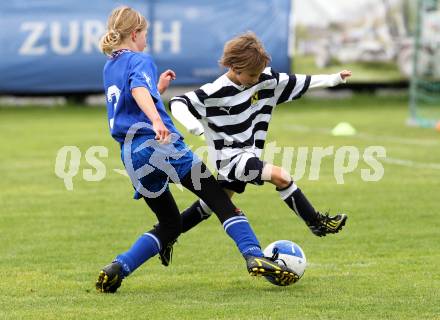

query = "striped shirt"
[170, 67, 311, 179]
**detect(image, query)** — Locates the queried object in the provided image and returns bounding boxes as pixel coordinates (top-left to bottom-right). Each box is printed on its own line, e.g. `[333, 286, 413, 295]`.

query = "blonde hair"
[100, 6, 148, 55]
[219, 32, 271, 72]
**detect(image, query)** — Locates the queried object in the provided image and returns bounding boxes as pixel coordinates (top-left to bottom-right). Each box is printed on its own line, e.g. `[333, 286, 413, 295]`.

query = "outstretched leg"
[180, 162, 297, 285]
[264, 164, 348, 237]
[96, 190, 182, 293]
[180, 162, 261, 257]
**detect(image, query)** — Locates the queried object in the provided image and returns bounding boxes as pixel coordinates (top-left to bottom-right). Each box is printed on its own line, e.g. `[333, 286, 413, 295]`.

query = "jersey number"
[107, 85, 121, 129]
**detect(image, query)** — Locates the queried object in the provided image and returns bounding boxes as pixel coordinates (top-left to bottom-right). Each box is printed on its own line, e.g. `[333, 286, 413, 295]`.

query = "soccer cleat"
[307, 212, 348, 237]
[96, 262, 124, 293]
[246, 255, 300, 286]
[158, 240, 176, 267]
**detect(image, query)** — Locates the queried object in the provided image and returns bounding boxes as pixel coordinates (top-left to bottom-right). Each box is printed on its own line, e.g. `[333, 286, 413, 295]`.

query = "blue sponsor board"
[0, 0, 291, 94]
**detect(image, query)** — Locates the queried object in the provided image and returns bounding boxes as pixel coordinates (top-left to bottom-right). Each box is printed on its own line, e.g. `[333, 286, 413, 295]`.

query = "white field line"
[383, 157, 440, 170]
[283, 124, 440, 147]
[113, 168, 129, 177]
[282, 124, 440, 170]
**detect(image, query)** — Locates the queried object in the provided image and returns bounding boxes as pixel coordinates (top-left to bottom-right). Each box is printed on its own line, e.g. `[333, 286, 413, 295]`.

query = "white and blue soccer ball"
[263, 240, 307, 285]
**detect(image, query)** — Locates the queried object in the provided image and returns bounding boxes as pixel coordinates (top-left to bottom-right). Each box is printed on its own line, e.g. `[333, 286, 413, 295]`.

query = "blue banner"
[0, 0, 291, 94]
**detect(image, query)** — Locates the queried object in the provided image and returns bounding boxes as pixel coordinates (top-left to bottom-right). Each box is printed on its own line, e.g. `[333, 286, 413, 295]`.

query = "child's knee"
[275, 175, 291, 189]
[268, 165, 291, 188]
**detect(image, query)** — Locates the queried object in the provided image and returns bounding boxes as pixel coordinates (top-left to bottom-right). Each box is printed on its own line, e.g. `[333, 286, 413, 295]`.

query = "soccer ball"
[263, 240, 307, 286]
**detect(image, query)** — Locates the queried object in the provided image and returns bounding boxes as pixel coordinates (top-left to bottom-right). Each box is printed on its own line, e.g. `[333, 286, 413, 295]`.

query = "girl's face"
[132, 29, 147, 52]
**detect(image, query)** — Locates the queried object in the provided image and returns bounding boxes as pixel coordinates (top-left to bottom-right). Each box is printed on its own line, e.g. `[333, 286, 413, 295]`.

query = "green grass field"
[293, 55, 404, 83]
[1, 94, 439, 319]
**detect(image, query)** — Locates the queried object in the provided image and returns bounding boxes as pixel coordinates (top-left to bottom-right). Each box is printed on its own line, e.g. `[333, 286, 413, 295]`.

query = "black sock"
[181, 200, 212, 233]
[180, 162, 237, 224]
[277, 182, 319, 225]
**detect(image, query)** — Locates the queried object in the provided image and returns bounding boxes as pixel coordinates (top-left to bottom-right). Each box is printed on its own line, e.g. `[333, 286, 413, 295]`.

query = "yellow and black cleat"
[95, 262, 123, 293]
[246, 256, 299, 286]
[308, 212, 348, 237]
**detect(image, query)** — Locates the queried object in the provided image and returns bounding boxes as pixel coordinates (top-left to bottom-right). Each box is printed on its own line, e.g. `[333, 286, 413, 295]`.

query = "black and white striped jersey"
[170, 67, 311, 179]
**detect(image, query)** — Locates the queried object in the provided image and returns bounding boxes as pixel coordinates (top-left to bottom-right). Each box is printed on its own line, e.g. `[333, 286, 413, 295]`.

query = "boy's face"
[233, 66, 265, 88]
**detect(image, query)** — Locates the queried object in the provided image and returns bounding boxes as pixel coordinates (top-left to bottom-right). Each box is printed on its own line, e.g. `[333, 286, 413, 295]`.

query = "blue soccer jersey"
[103, 49, 181, 143]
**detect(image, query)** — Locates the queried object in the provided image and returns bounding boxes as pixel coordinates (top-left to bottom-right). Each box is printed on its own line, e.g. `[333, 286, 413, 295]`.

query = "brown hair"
[219, 32, 271, 72]
[100, 6, 148, 55]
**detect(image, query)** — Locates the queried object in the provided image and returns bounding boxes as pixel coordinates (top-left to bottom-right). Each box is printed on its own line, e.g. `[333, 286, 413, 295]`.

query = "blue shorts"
[121, 134, 200, 199]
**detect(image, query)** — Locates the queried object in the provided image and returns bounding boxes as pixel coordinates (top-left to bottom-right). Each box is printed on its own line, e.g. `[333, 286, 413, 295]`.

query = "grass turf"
[0, 94, 439, 319]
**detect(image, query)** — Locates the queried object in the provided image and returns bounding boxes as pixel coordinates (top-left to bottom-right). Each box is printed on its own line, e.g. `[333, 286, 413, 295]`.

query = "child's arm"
[309, 70, 352, 89]
[170, 100, 205, 136]
[132, 87, 170, 143]
[274, 69, 352, 104]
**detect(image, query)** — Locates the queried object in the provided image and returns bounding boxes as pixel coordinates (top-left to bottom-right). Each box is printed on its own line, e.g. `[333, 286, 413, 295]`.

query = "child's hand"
[340, 70, 352, 80]
[152, 119, 171, 144]
[158, 69, 176, 94]
[160, 69, 176, 81]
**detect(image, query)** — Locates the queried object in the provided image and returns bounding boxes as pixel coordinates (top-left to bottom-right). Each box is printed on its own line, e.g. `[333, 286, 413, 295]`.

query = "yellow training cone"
[331, 122, 357, 136]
